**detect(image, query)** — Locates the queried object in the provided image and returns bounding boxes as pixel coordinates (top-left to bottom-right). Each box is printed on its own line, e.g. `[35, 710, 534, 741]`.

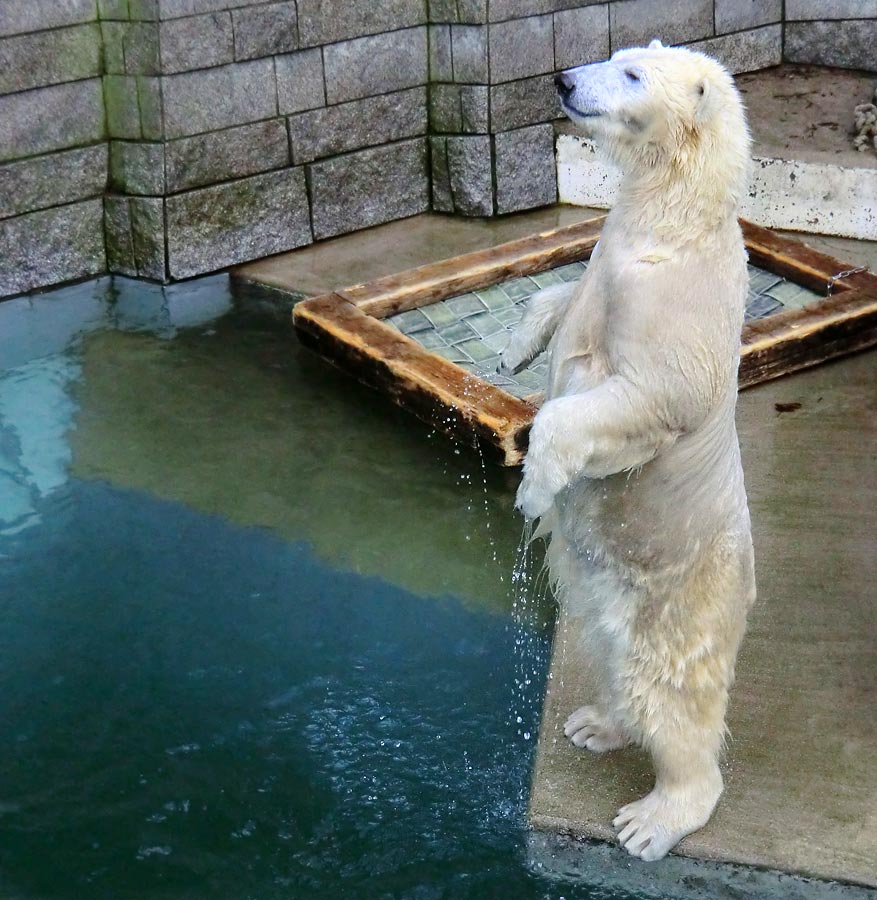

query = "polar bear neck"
[611, 120, 750, 246]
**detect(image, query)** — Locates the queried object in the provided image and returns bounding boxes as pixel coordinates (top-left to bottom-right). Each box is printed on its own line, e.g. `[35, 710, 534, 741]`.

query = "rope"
[852, 84, 877, 153]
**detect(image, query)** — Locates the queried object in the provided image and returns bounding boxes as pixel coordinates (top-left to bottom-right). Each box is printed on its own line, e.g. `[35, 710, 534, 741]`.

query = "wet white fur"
[502, 43, 756, 861]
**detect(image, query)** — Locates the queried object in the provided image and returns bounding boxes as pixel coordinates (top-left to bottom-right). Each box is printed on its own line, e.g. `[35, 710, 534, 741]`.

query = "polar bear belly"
[554, 396, 747, 575]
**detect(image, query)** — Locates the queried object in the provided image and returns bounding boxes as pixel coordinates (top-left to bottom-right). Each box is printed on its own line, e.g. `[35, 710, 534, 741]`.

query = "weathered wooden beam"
[740, 220, 877, 295]
[294, 293, 535, 465]
[339, 216, 606, 319]
[293, 218, 876, 466]
[740, 288, 877, 388]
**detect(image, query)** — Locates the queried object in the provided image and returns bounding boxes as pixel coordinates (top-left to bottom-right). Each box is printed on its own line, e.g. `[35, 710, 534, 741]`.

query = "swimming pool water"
[1, 478, 551, 899]
[0, 278, 560, 900]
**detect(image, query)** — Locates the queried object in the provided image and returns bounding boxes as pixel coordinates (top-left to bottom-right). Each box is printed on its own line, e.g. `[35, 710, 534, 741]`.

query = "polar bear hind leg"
[613, 532, 754, 860]
[614, 721, 724, 860]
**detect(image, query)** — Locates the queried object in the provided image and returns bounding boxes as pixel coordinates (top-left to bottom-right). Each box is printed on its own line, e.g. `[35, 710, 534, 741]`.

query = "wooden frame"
[293, 215, 877, 466]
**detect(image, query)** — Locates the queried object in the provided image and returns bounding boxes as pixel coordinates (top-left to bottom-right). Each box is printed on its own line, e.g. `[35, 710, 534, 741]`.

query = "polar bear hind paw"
[613, 781, 721, 861]
[563, 705, 629, 753]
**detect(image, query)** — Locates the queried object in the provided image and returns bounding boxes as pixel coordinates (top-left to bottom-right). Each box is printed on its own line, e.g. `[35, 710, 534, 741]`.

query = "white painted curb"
[556, 134, 877, 241]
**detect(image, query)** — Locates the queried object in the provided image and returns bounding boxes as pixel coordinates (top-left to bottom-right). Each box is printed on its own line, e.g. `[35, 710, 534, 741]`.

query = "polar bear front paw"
[515, 467, 565, 520]
[497, 336, 529, 376]
[563, 706, 629, 753]
[516, 401, 576, 519]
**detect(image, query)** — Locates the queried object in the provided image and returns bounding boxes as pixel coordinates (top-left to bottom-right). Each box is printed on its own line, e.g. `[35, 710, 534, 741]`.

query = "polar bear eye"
[625, 69, 641, 83]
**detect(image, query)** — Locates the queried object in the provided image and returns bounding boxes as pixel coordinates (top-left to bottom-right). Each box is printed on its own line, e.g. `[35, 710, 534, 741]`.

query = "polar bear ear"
[695, 76, 713, 122]
[649, 39, 664, 49]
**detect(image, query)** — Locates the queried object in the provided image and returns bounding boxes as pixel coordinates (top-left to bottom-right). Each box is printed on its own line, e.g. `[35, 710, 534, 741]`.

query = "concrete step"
[557, 64, 877, 240]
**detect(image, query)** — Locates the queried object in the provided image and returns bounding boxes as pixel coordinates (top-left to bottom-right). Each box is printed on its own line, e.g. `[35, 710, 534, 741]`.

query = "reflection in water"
[0, 275, 232, 369]
[0, 355, 78, 535]
[0, 275, 232, 537]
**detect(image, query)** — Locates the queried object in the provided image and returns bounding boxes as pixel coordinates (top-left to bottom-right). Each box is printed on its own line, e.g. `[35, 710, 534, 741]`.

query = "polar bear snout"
[554, 62, 628, 126]
[554, 71, 575, 98]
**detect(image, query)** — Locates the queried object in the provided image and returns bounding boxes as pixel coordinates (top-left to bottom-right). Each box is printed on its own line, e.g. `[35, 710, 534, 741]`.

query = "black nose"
[554, 72, 575, 97]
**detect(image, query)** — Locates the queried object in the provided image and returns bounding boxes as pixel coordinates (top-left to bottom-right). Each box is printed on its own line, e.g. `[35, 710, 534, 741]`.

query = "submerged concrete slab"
[529, 350, 877, 888]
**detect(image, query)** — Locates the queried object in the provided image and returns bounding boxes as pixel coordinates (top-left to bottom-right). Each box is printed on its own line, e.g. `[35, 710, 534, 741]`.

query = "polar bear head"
[555, 41, 750, 196]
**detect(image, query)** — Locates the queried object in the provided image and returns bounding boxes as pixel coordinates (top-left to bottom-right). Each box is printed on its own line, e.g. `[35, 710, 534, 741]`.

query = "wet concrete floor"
[232, 205, 603, 297]
[736, 64, 877, 170]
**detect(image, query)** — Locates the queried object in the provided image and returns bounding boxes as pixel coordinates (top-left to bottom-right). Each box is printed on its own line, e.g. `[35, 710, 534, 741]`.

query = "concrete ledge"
[526, 831, 875, 899]
[557, 134, 877, 239]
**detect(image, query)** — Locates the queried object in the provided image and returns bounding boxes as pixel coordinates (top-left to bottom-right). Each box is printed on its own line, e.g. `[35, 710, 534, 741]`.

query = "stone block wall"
[428, 0, 784, 217]
[0, 0, 872, 299]
[0, 1, 107, 297]
[784, 1, 877, 71]
[99, 0, 430, 281]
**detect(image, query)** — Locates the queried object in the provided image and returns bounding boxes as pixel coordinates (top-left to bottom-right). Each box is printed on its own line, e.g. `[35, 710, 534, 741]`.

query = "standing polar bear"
[502, 43, 756, 860]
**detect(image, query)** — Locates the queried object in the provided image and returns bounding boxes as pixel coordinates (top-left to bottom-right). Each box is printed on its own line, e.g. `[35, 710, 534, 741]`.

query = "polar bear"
[501, 42, 756, 861]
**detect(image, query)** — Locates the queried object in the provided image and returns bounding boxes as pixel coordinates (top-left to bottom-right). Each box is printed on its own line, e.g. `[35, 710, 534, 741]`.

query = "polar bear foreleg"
[498, 283, 575, 375]
[517, 379, 678, 519]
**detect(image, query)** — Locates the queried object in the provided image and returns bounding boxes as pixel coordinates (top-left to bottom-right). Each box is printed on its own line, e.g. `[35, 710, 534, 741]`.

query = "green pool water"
[0, 276, 557, 900]
[0, 277, 865, 900]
